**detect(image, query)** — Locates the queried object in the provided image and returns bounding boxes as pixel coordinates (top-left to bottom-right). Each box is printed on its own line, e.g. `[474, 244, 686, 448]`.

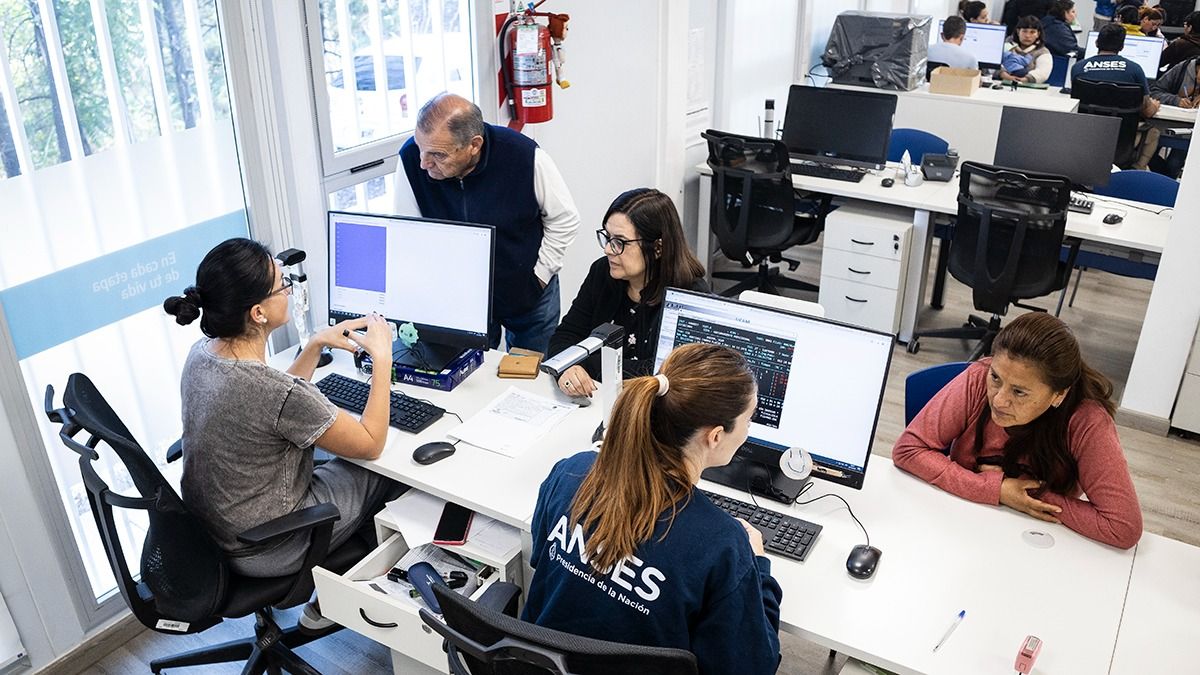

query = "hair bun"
[183, 287, 203, 308]
[163, 287, 202, 326]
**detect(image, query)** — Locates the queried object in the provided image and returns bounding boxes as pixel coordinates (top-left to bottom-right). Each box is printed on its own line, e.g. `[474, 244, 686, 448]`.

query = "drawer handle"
[850, 238, 875, 246]
[847, 267, 871, 275]
[359, 608, 398, 629]
[844, 295, 868, 303]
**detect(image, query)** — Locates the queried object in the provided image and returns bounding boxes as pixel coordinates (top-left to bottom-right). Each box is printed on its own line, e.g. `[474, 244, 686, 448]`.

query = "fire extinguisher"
[499, 4, 570, 128]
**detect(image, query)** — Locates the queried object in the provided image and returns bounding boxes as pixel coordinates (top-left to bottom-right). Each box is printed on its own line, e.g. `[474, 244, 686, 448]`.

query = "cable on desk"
[795, 492, 871, 549]
[1088, 193, 1174, 215]
[743, 475, 872, 548]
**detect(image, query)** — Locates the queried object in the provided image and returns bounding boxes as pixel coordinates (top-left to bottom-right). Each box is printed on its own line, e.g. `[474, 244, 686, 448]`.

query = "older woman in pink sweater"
[893, 313, 1142, 549]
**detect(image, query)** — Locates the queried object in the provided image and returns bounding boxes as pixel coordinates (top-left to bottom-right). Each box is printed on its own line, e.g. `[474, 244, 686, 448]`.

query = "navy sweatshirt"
[399, 124, 544, 320]
[522, 451, 783, 675]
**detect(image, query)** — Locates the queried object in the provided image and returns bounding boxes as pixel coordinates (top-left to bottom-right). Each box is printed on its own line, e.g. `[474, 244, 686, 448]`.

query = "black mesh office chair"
[419, 582, 698, 675]
[1071, 79, 1145, 169]
[44, 373, 373, 674]
[702, 129, 830, 298]
[907, 162, 1080, 360]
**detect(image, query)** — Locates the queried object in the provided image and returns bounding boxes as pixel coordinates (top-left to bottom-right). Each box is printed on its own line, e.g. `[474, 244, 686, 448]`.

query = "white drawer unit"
[819, 203, 912, 334]
[313, 502, 522, 673]
[1171, 325, 1200, 434]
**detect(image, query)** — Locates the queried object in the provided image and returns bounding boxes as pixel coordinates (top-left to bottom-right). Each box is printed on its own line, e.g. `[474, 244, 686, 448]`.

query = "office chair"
[1060, 170, 1177, 307]
[419, 582, 698, 675]
[702, 129, 830, 298]
[926, 60, 949, 81]
[1047, 55, 1069, 88]
[44, 373, 373, 675]
[887, 128, 949, 164]
[905, 362, 971, 425]
[907, 162, 1080, 360]
[1071, 79, 1146, 168]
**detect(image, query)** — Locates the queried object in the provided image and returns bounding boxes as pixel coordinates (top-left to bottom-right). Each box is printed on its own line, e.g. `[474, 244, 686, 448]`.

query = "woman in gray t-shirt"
[163, 239, 403, 587]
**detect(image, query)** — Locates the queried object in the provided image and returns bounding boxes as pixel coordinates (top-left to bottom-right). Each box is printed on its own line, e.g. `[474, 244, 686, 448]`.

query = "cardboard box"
[929, 67, 981, 96]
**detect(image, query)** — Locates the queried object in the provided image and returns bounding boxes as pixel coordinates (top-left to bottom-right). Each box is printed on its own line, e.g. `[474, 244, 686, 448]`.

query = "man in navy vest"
[395, 93, 580, 354]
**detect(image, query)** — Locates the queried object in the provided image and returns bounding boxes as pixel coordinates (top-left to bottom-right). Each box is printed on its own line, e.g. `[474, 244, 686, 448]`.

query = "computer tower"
[823, 11, 931, 91]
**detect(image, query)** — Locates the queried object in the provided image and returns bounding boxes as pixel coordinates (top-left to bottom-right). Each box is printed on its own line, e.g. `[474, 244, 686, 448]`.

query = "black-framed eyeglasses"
[595, 228, 649, 255]
[268, 275, 294, 298]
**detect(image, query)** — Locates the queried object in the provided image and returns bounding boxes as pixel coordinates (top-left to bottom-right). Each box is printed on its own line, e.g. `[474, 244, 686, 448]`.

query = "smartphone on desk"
[434, 502, 474, 546]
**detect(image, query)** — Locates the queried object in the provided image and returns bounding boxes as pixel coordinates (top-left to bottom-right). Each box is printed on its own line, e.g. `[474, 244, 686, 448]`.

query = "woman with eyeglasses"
[163, 238, 406, 629]
[892, 313, 1143, 549]
[548, 188, 708, 397]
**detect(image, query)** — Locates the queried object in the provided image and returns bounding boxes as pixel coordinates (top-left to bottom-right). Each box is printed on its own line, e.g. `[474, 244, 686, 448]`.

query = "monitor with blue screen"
[653, 288, 894, 492]
[1083, 32, 1165, 78]
[932, 20, 1007, 68]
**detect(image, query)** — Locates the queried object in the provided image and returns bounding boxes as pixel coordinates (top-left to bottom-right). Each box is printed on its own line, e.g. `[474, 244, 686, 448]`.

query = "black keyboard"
[1068, 193, 1094, 214]
[700, 489, 823, 562]
[792, 163, 866, 183]
[315, 373, 445, 433]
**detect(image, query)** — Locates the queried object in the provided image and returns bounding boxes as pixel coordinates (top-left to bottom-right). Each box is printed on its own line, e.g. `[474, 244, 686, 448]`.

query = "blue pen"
[932, 610, 966, 652]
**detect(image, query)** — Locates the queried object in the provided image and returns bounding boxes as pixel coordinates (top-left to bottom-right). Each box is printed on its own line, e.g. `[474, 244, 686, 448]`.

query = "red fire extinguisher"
[500, 6, 569, 128]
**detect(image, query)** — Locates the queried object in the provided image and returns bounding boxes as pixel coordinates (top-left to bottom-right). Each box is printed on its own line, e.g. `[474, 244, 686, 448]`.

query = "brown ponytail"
[569, 343, 755, 573]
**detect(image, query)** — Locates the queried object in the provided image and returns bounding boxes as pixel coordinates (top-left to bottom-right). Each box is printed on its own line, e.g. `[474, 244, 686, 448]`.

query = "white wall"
[713, 1, 800, 136]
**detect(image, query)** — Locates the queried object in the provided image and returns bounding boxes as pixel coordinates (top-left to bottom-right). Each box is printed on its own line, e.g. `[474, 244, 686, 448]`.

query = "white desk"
[1109, 532, 1200, 673]
[1154, 104, 1199, 125]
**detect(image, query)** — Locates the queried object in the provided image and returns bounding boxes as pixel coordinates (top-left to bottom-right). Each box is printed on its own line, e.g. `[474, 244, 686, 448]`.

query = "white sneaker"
[298, 600, 337, 634]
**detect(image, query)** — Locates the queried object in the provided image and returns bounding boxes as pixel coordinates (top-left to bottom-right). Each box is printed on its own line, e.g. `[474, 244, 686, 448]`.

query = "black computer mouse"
[991, 83, 1004, 90]
[846, 544, 882, 579]
[881, 177, 894, 187]
[1103, 213, 1124, 225]
[413, 441, 456, 465]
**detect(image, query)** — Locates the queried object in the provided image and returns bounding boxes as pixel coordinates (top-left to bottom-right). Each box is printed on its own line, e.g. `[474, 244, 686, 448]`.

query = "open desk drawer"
[313, 532, 502, 671]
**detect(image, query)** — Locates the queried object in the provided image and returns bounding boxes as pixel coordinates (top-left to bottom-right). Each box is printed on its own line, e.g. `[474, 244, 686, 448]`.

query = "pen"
[932, 610, 965, 652]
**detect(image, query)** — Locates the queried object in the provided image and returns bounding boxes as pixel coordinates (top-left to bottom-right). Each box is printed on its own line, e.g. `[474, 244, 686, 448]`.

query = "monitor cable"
[745, 474, 872, 549]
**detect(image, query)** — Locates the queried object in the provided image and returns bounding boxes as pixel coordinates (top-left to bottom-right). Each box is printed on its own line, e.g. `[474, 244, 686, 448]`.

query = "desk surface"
[1109, 532, 1200, 673]
[831, 81, 1079, 113]
[1155, 104, 1199, 124]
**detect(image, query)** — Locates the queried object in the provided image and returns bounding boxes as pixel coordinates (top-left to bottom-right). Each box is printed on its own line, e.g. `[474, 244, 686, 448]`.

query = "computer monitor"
[653, 288, 894, 494]
[327, 211, 494, 369]
[1083, 32, 1165, 78]
[932, 20, 1007, 68]
[781, 84, 898, 170]
[993, 106, 1120, 188]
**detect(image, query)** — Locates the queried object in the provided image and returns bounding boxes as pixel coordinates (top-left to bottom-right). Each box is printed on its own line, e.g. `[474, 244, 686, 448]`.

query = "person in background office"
[394, 93, 582, 355]
[1138, 5, 1166, 39]
[1161, 11, 1200, 71]
[999, 16, 1054, 82]
[892, 313, 1143, 550]
[930, 16, 981, 69]
[1151, 55, 1200, 106]
[959, 0, 992, 23]
[1093, 0, 1117, 31]
[1042, 1, 1084, 57]
[549, 188, 708, 396]
[1117, 5, 1145, 34]
[523, 343, 782, 674]
[1002, 0, 1053, 35]
[163, 238, 406, 630]
[1072, 23, 1162, 169]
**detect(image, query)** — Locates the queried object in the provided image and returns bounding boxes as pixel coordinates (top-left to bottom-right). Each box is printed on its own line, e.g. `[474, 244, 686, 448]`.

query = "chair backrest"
[702, 129, 816, 261]
[1047, 55, 1069, 87]
[738, 290, 825, 317]
[44, 373, 228, 632]
[926, 60, 949, 81]
[949, 162, 1072, 315]
[1071, 79, 1144, 167]
[887, 128, 949, 164]
[425, 583, 698, 675]
[905, 362, 971, 425]
[1090, 169, 1179, 207]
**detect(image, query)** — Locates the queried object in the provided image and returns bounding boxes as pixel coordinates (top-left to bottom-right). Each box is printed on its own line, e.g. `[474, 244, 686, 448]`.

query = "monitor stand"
[392, 339, 466, 373]
[701, 453, 808, 505]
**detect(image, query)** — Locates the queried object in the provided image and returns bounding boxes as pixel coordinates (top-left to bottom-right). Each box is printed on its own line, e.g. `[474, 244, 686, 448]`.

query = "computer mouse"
[412, 441, 456, 465]
[1103, 213, 1124, 225]
[991, 83, 1004, 90]
[881, 177, 894, 187]
[846, 544, 882, 579]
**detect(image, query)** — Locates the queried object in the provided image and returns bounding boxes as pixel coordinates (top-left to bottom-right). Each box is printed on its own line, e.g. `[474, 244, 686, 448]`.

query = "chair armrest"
[166, 439, 183, 464]
[474, 582, 521, 617]
[236, 502, 341, 546]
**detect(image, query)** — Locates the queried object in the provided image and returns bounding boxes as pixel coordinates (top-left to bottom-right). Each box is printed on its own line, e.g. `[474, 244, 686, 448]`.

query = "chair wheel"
[906, 339, 920, 354]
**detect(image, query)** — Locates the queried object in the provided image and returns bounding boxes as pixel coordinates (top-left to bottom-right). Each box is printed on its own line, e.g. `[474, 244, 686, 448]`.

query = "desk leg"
[898, 210, 932, 344]
[697, 173, 712, 284]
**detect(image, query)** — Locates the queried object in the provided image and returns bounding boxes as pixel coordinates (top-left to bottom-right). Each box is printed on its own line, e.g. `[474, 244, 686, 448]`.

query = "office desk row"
[278, 350, 1197, 674]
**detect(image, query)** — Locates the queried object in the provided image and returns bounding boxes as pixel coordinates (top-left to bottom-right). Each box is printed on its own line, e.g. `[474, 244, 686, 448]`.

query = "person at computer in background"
[999, 16, 1054, 82]
[164, 238, 407, 628]
[959, 0, 992, 24]
[1138, 5, 1165, 40]
[1116, 5, 1145, 34]
[523, 343, 782, 674]
[930, 16, 981, 70]
[548, 188, 708, 397]
[1072, 23, 1162, 168]
[1152, 55, 1200, 106]
[1042, 1, 1084, 57]
[892, 313, 1143, 550]
[393, 93, 581, 355]
[1161, 11, 1200, 71]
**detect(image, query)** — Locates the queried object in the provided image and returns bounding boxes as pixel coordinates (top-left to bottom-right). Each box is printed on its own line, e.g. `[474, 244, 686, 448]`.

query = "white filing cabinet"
[818, 202, 912, 335]
[1171, 324, 1200, 434]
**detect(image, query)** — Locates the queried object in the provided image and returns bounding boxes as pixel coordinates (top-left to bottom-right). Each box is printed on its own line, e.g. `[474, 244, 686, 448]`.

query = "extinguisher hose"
[498, 15, 518, 120]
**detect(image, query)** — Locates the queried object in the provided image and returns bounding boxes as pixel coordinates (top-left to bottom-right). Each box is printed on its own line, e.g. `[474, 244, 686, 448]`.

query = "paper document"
[468, 515, 522, 560]
[385, 489, 446, 547]
[449, 387, 575, 457]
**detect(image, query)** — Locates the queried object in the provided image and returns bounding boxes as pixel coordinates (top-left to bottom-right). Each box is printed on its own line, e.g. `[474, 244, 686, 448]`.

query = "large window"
[0, 0, 247, 602]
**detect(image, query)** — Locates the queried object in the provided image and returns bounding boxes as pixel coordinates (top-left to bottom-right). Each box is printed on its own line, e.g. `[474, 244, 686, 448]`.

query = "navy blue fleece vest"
[399, 124, 543, 320]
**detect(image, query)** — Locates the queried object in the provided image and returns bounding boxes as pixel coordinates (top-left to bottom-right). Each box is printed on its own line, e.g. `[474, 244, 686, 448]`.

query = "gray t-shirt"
[179, 339, 337, 556]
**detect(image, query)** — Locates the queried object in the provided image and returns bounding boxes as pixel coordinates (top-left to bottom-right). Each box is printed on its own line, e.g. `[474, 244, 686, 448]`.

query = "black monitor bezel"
[326, 210, 495, 352]
[781, 84, 898, 171]
[993, 107, 1121, 189]
[659, 287, 895, 490]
